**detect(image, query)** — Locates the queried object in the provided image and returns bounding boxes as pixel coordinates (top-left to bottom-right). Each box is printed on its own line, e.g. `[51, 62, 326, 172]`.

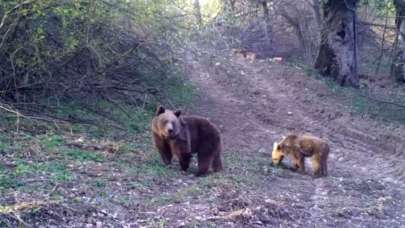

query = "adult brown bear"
[151, 105, 223, 176]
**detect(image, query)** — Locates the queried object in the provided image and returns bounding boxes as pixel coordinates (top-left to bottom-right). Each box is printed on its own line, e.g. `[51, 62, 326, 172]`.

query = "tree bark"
[261, 0, 272, 51]
[311, 0, 322, 28]
[392, 0, 405, 82]
[314, 0, 359, 87]
[193, 0, 203, 29]
[222, 0, 236, 12]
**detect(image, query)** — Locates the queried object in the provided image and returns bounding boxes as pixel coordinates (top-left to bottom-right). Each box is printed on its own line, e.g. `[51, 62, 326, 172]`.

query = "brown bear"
[151, 105, 223, 176]
[272, 133, 329, 177]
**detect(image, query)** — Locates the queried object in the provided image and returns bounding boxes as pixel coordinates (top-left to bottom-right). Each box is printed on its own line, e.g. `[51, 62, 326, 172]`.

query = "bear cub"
[272, 133, 329, 177]
[151, 105, 223, 176]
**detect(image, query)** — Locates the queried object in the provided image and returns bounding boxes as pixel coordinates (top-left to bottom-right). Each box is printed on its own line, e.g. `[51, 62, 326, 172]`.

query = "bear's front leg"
[153, 133, 172, 165]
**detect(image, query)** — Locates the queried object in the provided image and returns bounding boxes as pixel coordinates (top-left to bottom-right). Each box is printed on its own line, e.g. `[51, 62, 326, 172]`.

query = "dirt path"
[184, 49, 405, 227]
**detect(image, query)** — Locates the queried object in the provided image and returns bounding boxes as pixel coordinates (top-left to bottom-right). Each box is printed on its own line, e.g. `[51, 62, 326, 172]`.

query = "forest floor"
[1, 46, 405, 227]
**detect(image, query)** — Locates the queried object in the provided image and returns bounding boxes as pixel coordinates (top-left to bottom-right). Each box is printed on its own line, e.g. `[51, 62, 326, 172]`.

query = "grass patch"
[47, 162, 72, 182]
[165, 77, 195, 107]
[14, 160, 72, 182]
[296, 62, 405, 124]
[40, 134, 64, 150]
[0, 133, 11, 152]
[121, 156, 176, 179]
[0, 160, 72, 191]
[63, 148, 104, 162]
[0, 165, 21, 190]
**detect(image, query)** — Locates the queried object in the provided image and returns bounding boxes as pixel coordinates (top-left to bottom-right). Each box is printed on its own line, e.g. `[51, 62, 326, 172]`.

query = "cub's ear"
[273, 142, 279, 150]
[286, 134, 298, 140]
[174, 110, 181, 117]
[156, 105, 165, 116]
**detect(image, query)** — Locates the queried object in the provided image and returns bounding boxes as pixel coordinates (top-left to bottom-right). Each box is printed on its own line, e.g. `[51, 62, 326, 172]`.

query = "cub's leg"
[153, 133, 172, 165]
[292, 154, 305, 174]
[321, 153, 328, 176]
[311, 154, 322, 177]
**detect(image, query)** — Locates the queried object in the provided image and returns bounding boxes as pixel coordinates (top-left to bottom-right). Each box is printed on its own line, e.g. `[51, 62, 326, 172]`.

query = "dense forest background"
[0, 0, 404, 127]
[1, 0, 405, 227]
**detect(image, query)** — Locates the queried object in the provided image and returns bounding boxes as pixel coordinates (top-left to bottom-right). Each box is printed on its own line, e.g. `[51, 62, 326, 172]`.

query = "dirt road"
[183, 49, 405, 227]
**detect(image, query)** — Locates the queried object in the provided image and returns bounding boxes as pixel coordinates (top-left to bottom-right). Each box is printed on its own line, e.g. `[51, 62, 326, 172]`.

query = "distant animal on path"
[151, 105, 223, 176]
[272, 133, 329, 177]
[231, 48, 257, 62]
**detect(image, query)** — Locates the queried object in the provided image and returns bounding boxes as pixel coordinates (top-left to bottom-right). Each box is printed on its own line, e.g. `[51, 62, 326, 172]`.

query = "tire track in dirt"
[186, 51, 405, 226]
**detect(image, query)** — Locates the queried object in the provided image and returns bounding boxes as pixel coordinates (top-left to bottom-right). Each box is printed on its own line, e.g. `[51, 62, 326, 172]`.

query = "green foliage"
[0, 165, 20, 190]
[0, 0, 195, 132]
[63, 148, 104, 162]
[40, 134, 64, 150]
[361, 0, 396, 16]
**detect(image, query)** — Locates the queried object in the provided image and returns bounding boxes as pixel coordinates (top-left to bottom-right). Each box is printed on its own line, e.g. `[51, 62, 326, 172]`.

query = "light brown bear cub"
[151, 105, 223, 176]
[272, 134, 329, 177]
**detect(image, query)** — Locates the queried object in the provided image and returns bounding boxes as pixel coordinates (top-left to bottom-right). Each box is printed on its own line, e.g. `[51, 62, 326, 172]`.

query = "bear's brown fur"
[272, 134, 329, 177]
[151, 105, 223, 176]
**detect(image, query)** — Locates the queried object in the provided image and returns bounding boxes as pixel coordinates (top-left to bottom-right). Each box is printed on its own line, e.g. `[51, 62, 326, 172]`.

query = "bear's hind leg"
[311, 154, 323, 177]
[321, 154, 328, 176]
[179, 153, 191, 171]
[212, 152, 223, 172]
[196, 152, 213, 177]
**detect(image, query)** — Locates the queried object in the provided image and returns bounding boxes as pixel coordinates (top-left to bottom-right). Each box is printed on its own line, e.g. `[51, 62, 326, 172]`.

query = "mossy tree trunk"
[314, 0, 359, 87]
[261, 0, 272, 51]
[392, 0, 405, 82]
[193, 0, 203, 29]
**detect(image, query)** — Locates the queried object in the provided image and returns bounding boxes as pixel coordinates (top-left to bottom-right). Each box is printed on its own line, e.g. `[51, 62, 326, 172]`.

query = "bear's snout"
[167, 125, 179, 139]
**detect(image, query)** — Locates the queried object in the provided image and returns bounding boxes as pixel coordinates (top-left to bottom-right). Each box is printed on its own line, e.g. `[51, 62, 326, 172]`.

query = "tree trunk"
[311, 0, 322, 28]
[392, 0, 405, 82]
[261, 0, 272, 54]
[314, 0, 359, 87]
[223, 0, 236, 12]
[193, 0, 203, 29]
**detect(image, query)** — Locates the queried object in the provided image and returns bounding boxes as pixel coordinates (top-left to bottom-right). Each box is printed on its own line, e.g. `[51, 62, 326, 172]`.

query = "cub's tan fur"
[272, 134, 329, 177]
[231, 48, 257, 62]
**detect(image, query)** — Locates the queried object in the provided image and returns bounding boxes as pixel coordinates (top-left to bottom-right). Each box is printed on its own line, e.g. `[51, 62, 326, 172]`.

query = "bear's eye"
[159, 120, 168, 128]
[171, 121, 177, 129]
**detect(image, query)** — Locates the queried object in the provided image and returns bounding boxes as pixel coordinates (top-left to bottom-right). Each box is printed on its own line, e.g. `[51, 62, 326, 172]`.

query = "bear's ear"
[174, 110, 181, 117]
[156, 105, 165, 116]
